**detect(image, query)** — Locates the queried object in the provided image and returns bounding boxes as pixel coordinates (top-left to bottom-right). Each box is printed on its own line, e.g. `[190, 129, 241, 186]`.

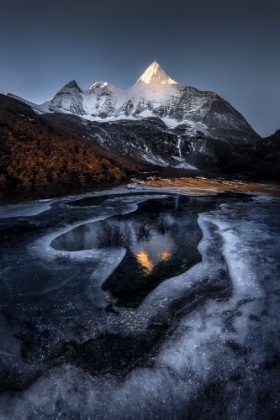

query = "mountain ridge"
[7, 62, 259, 143]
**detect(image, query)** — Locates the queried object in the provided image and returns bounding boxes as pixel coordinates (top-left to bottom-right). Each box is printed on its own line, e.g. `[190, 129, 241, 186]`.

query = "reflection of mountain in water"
[135, 248, 172, 275]
[52, 196, 208, 307]
[133, 228, 176, 275]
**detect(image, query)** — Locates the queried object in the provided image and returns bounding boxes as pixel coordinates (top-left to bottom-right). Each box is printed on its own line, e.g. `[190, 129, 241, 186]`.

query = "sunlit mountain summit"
[137, 61, 177, 84]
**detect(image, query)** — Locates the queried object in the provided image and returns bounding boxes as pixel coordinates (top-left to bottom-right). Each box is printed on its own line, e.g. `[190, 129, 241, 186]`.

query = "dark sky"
[1, 0, 279, 137]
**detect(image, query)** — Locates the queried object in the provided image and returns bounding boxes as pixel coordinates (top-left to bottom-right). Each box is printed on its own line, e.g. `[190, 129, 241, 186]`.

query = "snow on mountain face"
[33, 61, 259, 142]
[48, 80, 86, 115]
[84, 82, 123, 118]
[47, 80, 123, 119]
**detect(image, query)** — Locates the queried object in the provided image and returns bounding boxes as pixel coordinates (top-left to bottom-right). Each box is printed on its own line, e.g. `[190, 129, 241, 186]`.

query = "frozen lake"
[0, 189, 280, 419]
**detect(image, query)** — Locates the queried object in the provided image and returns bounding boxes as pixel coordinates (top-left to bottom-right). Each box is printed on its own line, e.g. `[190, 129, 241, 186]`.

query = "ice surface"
[0, 193, 280, 419]
[0, 200, 52, 218]
[28, 202, 138, 261]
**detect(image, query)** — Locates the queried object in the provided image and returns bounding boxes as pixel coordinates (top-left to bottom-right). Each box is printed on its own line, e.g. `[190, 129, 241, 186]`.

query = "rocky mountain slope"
[42, 113, 189, 169]
[239, 130, 280, 179]
[41, 112, 280, 180]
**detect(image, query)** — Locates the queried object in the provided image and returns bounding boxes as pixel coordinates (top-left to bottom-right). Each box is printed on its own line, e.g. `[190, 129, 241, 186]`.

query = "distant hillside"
[216, 129, 280, 181]
[0, 94, 138, 200]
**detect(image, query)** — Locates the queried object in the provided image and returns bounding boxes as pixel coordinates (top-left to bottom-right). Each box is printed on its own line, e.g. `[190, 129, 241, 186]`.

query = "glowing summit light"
[138, 61, 178, 85]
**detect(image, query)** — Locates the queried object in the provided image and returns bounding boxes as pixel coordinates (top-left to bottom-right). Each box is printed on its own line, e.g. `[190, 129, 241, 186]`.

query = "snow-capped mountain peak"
[137, 61, 177, 85]
[15, 62, 259, 143]
[49, 80, 82, 100]
[89, 81, 108, 90]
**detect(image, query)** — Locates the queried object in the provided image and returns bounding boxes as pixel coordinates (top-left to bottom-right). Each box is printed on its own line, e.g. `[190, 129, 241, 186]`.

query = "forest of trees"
[0, 95, 138, 200]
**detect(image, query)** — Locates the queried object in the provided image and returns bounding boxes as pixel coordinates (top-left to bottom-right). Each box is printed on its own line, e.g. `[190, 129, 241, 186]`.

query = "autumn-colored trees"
[0, 94, 137, 199]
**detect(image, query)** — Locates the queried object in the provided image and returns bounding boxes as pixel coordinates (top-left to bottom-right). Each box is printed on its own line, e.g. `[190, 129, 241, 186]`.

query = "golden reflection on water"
[135, 249, 173, 274]
[135, 251, 154, 274]
[160, 251, 172, 262]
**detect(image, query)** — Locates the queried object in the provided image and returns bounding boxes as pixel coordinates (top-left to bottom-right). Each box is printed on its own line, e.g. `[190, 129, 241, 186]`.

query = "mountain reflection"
[135, 250, 154, 274]
[135, 249, 173, 275]
[133, 230, 175, 274]
[52, 196, 206, 307]
[161, 250, 172, 262]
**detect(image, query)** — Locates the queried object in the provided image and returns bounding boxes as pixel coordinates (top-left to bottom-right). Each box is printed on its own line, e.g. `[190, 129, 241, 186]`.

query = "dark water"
[52, 195, 216, 307]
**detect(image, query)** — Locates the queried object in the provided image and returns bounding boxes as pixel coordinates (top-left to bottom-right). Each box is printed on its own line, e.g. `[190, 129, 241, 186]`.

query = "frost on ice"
[0, 192, 280, 419]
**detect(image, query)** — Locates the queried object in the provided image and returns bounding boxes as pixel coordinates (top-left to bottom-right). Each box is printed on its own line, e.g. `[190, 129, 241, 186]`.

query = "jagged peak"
[50, 80, 82, 101]
[137, 61, 177, 85]
[64, 80, 81, 89]
[89, 81, 109, 90]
